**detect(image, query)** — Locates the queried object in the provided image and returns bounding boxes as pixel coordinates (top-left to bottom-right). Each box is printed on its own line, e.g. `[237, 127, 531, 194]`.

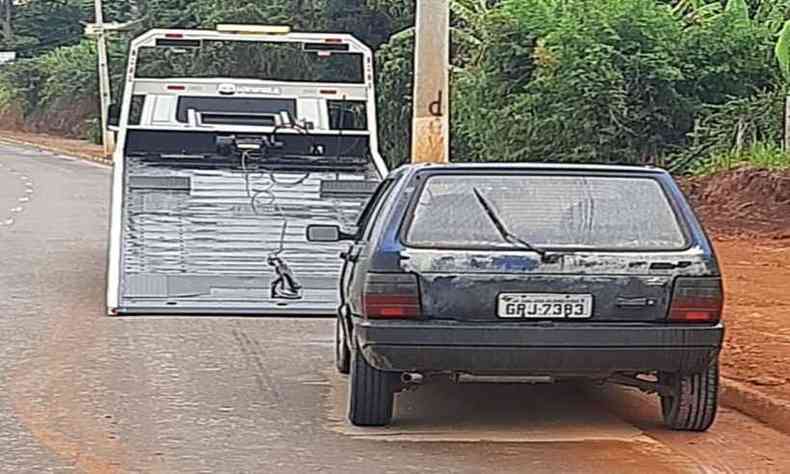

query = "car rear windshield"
[405, 174, 688, 251]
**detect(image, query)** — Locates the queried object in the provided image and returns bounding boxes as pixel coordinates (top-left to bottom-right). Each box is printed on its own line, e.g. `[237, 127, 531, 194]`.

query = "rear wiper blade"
[472, 187, 549, 260]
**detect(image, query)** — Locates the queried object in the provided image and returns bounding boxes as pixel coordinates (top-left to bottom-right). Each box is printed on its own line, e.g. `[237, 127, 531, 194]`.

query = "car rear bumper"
[354, 319, 724, 375]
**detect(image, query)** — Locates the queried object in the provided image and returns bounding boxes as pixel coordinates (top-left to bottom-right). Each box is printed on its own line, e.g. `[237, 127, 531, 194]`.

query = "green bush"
[375, 28, 414, 168]
[0, 58, 45, 116]
[670, 88, 785, 172]
[0, 39, 100, 134]
[690, 141, 790, 175]
[36, 40, 99, 107]
[451, 0, 691, 163]
[447, 0, 785, 169]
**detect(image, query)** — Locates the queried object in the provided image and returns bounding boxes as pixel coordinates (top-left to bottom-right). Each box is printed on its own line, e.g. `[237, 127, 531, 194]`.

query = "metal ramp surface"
[118, 154, 378, 315]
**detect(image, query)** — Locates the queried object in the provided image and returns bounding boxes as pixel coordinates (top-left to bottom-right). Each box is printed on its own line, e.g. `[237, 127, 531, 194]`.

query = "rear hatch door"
[400, 172, 711, 323]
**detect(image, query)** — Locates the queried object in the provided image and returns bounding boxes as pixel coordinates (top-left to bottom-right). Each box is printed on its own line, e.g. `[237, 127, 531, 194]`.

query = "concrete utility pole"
[93, 0, 115, 158]
[1, 0, 14, 46]
[411, 0, 450, 164]
[785, 96, 790, 152]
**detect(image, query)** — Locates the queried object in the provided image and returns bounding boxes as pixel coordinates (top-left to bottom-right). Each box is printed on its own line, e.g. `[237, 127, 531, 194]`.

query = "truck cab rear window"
[328, 100, 368, 131]
[175, 97, 296, 124]
[405, 175, 688, 251]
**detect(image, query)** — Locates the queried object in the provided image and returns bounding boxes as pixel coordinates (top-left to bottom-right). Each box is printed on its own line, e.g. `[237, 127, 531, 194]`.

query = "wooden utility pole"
[94, 0, 115, 158]
[411, 0, 450, 164]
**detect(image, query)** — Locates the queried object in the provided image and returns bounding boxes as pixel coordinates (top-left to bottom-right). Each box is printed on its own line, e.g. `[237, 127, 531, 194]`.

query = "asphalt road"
[1, 142, 790, 473]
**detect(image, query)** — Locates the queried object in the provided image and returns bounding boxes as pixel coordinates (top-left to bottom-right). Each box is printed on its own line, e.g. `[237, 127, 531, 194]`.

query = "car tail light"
[669, 277, 723, 323]
[363, 273, 422, 319]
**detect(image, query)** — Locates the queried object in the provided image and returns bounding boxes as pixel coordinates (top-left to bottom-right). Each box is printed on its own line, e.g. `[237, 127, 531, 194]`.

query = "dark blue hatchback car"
[307, 163, 724, 430]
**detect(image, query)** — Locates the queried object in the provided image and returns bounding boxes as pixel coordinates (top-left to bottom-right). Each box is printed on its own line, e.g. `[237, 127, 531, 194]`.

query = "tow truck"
[106, 25, 387, 316]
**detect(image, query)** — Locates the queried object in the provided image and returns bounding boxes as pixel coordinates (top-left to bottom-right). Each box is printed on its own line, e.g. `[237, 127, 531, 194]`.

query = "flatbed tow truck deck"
[106, 25, 387, 316]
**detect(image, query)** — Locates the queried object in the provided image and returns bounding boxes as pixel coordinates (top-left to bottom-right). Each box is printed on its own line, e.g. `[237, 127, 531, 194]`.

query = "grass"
[690, 142, 790, 176]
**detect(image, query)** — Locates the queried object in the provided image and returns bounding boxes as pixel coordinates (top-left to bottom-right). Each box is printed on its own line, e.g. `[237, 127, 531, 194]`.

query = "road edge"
[0, 135, 112, 167]
[721, 377, 790, 436]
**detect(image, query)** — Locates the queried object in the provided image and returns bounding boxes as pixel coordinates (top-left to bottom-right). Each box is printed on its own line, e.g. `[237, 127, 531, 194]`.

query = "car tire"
[335, 315, 350, 375]
[659, 359, 719, 432]
[348, 344, 394, 427]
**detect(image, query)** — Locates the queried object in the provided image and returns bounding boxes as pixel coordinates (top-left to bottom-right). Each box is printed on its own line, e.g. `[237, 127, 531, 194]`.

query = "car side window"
[355, 179, 396, 241]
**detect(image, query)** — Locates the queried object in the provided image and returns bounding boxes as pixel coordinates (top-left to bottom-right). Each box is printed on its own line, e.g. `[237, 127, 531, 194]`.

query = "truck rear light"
[669, 277, 723, 323]
[363, 273, 422, 319]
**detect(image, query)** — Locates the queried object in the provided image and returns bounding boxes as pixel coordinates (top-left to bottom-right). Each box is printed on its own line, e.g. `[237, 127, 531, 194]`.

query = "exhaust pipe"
[401, 372, 424, 385]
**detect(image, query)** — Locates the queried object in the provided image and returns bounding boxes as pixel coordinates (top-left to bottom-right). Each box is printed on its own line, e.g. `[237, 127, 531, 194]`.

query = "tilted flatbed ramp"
[107, 27, 387, 315]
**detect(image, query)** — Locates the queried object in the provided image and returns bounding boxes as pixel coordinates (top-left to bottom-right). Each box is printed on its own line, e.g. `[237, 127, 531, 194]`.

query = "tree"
[376, 28, 415, 166]
[6, 0, 91, 56]
[327, 0, 414, 50]
[0, 0, 13, 49]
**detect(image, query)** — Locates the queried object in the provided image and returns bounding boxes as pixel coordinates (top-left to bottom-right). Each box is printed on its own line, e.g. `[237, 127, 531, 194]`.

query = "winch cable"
[236, 117, 360, 297]
[240, 148, 311, 299]
[252, 172, 310, 256]
[240, 143, 310, 253]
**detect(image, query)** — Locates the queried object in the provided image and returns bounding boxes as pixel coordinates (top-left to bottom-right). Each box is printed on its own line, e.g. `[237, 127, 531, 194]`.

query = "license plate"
[498, 294, 594, 319]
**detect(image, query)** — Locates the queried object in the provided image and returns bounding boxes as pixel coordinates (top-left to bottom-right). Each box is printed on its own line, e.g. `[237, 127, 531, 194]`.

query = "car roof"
[395, 162, 669, 176]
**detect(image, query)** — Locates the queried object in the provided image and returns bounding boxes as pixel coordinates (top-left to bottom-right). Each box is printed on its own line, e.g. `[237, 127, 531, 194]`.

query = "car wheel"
[659, 359, 719, 432]
[348, 344, 394, 427]
[335, 315, 350, 375]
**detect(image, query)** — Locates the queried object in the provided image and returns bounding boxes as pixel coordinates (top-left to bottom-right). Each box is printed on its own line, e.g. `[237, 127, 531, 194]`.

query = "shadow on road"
[325, 374, 645, 443]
